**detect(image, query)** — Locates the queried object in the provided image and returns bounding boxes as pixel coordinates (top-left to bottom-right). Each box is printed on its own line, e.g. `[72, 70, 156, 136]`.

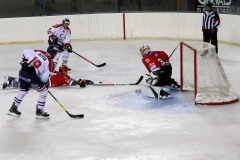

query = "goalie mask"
[140, 45, 151, 56]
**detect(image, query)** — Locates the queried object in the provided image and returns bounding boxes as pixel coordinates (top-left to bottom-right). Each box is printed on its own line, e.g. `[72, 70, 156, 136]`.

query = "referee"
[202, 2, 220, 53]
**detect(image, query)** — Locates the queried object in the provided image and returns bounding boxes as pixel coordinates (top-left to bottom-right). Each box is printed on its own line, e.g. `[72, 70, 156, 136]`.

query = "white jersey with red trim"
[47, 24, 71, 45]
[23, 49, 52, 83]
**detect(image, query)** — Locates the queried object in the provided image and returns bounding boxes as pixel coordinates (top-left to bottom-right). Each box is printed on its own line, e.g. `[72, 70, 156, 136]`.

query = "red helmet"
[59, 65, 69, 72]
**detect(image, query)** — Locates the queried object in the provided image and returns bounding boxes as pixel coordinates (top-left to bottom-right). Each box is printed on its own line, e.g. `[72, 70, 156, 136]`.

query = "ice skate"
[2, 82, 8, 89]
[159, 89, 172, 99]
[168, 79, 180, 90]
[170, 82, 180, 89]
[2, 76, 19, 89]
[36, 107, 50, 119]
[8, 103, 21, 117]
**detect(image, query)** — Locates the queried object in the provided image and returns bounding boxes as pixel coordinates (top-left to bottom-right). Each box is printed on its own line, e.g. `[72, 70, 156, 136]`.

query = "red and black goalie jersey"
[142, 51, 169, 72]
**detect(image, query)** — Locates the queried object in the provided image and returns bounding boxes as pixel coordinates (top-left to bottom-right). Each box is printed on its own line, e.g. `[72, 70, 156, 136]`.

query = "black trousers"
[48, 37, 72, 52]
[48, 37, 64, 52]
[203, 29, 218, 53]
[19, 70, 44, 91]
[155, 63, 173, 87]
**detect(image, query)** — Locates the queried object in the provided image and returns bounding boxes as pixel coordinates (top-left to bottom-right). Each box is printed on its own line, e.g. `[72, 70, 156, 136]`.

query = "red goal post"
[180, 41, 238, 105]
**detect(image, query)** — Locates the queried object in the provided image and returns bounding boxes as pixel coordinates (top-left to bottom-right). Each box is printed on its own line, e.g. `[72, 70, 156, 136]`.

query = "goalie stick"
[48, 90, 84, 118]
[93, 76, 143, 86]
[72, 50, 106, 67]
[169, 43, 180, 58]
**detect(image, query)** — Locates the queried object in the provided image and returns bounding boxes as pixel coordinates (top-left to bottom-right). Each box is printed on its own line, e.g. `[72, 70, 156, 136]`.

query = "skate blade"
[35, 115, 50, 120]
[7, 112, 20, 117]
[159, 95, 173, 100]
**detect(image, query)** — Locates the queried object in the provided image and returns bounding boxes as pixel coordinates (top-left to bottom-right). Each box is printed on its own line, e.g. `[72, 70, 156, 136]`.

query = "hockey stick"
[93, 76, 143, 86]
[48, 90, 84, 118]
[169, 43, 180, 58]
[72, 50, 106, 67]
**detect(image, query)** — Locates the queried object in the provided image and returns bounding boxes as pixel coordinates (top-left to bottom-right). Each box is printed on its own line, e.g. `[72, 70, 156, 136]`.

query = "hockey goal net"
[180, 41, 238, 105]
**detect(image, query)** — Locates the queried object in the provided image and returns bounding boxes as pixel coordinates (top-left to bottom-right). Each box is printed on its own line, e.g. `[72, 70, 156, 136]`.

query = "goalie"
[140, 45, 180, 99]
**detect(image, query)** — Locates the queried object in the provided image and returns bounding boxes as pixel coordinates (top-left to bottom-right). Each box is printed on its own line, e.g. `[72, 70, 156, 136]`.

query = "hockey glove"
[49, 35, 59, 44]
[64, 43, 72, 52]
[78, 79, 86, 88]
[85, 80, 94, 85]
[20, 59, 29, 70]
[20, 59, 36, 74]
[44, 81, 49, 88]
[146, 68, 160, 86]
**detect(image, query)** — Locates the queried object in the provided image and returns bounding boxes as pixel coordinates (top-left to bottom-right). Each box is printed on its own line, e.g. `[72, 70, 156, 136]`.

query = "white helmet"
[140, 45, 151, 56]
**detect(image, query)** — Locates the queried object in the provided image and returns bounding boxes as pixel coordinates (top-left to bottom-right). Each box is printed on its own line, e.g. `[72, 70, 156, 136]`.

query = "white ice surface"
[0, 40, 240, 160]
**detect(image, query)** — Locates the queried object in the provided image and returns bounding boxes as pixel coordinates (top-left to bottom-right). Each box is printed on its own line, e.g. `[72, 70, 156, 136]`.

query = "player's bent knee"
[20, 90, 28, 97]
[63, 54, 69, 58]
[39, 88, 48, 98]
[53, 53, 61, 61]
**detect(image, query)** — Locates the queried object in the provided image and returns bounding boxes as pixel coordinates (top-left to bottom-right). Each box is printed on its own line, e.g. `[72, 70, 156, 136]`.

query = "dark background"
[0, 0, 239, 18]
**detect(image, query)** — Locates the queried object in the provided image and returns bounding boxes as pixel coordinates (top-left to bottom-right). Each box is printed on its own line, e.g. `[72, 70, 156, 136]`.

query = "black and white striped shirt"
[202, 11, 220, 29]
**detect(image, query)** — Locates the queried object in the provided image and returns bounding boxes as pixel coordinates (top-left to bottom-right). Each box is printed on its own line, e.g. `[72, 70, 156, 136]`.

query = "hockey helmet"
[140, 45, 151, 56]
[59, 65, 69, 72]
[205, 2, 212, 8]
[47, 45, 59, 58]
[62, 18, 70, 24]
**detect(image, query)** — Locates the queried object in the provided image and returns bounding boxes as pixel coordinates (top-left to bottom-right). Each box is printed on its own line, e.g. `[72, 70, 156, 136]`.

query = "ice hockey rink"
[0, 40, 240, 160]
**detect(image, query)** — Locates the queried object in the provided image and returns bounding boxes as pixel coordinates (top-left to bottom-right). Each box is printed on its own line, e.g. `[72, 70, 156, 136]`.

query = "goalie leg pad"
[141, 84, 172, 99]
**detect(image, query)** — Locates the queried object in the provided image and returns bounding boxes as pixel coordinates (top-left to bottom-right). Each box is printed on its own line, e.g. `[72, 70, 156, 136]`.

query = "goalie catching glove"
[146, 69, 160, 86]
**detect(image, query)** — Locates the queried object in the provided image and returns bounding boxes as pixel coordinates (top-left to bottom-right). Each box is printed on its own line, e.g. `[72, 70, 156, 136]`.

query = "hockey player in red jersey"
[47, 18, 73, 71]
[48, 65, 94, 87]
[140, 45, 180, 99]
[2, 65, 94, 89]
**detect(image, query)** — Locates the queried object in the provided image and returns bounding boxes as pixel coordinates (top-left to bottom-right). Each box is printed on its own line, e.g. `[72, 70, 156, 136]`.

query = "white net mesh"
[181, 42, 238, 104]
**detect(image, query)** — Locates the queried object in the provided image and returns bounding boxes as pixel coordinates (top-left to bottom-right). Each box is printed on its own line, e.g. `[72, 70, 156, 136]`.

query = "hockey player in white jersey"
[47, 18, 72, 71]
[8, 45, 59, 119]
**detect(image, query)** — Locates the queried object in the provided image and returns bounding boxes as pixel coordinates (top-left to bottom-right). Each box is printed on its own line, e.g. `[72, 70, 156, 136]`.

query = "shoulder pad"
[52, 24, 62, 28]
[34, 50, 46, 54]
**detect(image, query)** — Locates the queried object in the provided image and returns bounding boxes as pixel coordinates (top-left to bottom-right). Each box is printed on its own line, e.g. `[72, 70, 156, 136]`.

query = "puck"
[99, 82, 102, 83]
